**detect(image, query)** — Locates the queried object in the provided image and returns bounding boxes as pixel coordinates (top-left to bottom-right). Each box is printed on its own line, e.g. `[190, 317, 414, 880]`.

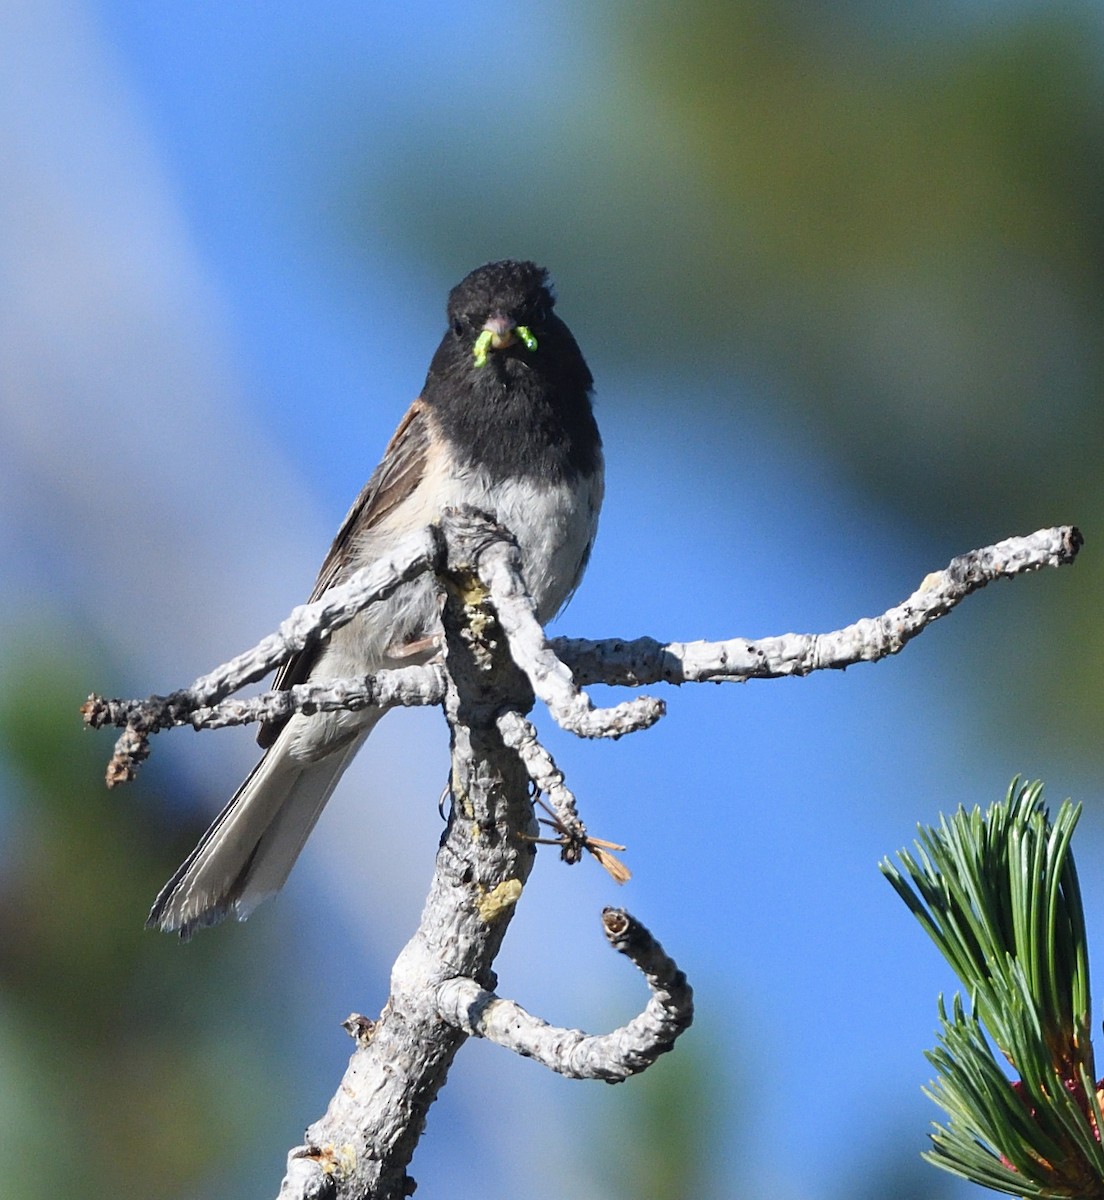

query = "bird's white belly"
[445, 466, 600, 621]
[314, 458, 600, 692]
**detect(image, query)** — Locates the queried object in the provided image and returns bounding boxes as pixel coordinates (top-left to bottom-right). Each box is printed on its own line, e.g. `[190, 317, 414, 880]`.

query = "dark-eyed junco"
[149, 260, 603, 936]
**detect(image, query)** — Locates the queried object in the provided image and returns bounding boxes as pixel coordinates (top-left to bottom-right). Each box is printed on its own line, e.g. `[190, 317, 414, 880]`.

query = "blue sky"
[2, 3, 1095, 1198]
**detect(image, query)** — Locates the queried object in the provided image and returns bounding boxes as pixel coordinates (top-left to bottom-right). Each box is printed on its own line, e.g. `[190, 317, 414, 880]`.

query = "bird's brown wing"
[258, 398, 432, 747]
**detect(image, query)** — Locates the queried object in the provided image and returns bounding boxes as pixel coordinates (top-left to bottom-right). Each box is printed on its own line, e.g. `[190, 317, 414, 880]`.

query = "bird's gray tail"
[148, 715, 378, 938]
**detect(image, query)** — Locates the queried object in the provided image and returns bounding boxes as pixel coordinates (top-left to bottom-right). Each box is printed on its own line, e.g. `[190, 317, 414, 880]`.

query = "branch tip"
[80, 693, 105, 728]
[555, 525, 1082, 690]
[341, 1014, 377, 1046]
[602, 907, 630, 939]
[1062, 525, 1084, 562]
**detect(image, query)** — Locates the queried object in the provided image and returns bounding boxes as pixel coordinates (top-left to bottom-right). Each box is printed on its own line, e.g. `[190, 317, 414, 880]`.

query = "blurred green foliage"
[355, 3, 1102, 517]
[622, 1, 1104, 524]
[0, 628, 293, 1199]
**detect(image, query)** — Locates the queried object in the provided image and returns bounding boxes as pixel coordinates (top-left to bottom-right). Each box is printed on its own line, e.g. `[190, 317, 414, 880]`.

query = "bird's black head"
[445, 260, 556, 368]
[430, 259, 590, 392]
[424, 259, 600, 482]
[447, 260, 553, 330]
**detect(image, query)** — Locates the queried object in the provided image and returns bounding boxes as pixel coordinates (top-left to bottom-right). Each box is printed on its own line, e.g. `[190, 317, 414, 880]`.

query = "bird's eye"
[452, 319, 464, 337]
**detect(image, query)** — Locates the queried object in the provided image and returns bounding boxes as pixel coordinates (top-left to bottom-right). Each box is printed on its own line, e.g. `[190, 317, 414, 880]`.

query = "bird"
[149, 260, 603, 937]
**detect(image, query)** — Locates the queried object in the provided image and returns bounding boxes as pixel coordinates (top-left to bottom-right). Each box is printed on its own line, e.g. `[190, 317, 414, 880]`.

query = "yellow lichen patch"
[445, 568, 489, 609]
[452, 784, 474, 820]
[475, 879, 523, 923]
[466, 604, 494, 640]
[313, 1143, 357, 1176]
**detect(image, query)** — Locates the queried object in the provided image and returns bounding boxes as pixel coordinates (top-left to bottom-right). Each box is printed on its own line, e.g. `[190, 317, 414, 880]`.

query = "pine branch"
[883, 781, 1104, 1198]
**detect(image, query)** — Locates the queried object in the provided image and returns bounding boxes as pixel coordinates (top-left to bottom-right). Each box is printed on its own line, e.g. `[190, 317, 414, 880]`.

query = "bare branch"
[78, 515, 1080, 1196]
[82, 526, 441, 785]
[276, 522, 555, 1200]
[554, 525, 1083, 688]
[193, 525, 442, 703]
[82, 524, 1081, 790]
[455, 513, 666, 738]
[496, 708, 631, 882]
[435, 908, 692, 1082]
[497, 708, 586, 842]
[86, 664, 447, 735]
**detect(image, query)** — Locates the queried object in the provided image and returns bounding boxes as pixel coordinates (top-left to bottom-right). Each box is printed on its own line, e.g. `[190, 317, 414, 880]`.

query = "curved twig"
[434, 908, 692, 1082]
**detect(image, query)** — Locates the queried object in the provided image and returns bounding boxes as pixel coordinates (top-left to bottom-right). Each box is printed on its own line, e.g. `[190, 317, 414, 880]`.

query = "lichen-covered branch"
[496, 706, 586, 844]
[82, 526, 441, 785]
[87, 664, 447, 736]
[459, 517, 666, 738]
[554, 525, 1083, 687]
[277, 510, 650, 1199]
[83, 524, 1082, 790]
[435, 907, 691, 1082]
[496, 708, 630, 882]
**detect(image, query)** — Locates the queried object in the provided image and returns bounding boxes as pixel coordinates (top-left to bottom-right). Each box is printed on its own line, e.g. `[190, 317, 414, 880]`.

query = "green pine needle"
[882, 780, 1104, 1197]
